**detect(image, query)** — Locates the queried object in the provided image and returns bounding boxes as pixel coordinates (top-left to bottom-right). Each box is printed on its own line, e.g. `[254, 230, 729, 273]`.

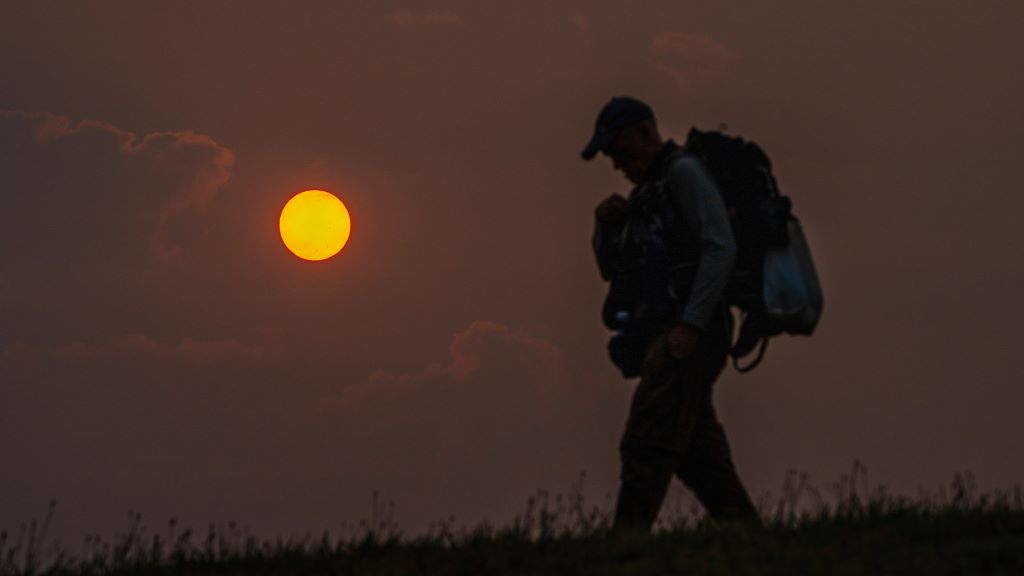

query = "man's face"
[603, 127, 648, 185]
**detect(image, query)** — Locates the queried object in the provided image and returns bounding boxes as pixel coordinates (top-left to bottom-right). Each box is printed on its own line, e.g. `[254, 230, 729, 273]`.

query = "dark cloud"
[649, 32, 736, 92]
[389, 8, 462, 27]
[0, 274, 12, 304]
[567, 10, 592, 34]
[0, 110, 237, 345]
[53, 333, 277, 366]
[1, 110, 235, 267]
[318, 320, 625, 532]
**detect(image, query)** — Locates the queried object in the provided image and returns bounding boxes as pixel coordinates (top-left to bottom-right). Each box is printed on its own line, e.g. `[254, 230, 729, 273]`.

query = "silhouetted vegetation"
[3, 462, 1023, 575]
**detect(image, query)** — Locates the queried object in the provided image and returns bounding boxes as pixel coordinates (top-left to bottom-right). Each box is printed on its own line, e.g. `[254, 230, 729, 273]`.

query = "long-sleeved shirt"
[593, 139, 737, 332]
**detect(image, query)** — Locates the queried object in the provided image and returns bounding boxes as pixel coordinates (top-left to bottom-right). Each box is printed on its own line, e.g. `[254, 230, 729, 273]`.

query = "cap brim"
[581, 129, 614, 161]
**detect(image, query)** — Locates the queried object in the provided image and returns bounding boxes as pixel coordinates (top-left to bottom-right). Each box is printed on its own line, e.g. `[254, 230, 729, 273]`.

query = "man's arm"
[592, 194, 628, 281]
[666, 155, 737, 332]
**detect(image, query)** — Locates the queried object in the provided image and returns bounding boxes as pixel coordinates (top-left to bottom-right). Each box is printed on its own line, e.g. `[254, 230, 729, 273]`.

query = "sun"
[279, 189, 351, 261]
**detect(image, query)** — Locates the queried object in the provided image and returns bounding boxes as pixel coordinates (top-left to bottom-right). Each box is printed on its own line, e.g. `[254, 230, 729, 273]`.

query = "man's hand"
[667, 323, 700, 360]
[595, 194, 628, 225]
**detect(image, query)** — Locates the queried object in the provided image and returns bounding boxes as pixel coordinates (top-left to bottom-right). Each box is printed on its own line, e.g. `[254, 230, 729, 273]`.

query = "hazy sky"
[2, 1, 1023, 544]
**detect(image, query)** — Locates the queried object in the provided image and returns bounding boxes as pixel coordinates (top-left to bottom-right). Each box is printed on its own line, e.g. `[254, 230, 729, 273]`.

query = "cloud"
[324, 321, 569, 442]
[388, 8, 462, 28]
[0, 109, 235, 267]
[0, 109, 240, 344]
[650, 32, 736, 90]
[52, 333, 278, 367]
[567, 10, 591, 34]
[318, 321, 626, 531]
[0, 275, 12, 304]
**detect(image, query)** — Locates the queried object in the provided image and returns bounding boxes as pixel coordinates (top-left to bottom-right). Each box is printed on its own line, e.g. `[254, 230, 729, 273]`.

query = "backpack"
[682, 127, 824, 372]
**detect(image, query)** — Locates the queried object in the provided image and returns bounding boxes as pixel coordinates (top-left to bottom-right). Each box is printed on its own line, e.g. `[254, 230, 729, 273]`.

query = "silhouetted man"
[582, 96, 760, 534]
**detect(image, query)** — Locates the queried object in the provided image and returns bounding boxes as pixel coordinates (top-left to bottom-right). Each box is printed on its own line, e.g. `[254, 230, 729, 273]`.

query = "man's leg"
[613, 329, 716, 535]
[612, 447, 674, 534]
[672, 306, 759, 524]
[675, 402, 760, 523]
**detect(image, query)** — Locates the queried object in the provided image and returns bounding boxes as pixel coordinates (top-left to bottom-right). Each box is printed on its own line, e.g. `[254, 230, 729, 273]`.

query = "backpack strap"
[732, 337, 768, 373]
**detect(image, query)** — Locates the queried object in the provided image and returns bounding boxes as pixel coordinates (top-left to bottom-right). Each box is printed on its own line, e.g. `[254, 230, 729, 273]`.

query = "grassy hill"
[4, 466, 1022, 575]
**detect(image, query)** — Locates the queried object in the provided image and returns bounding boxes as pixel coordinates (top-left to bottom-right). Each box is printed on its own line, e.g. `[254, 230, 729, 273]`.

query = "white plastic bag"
[762, 218, 823, 335]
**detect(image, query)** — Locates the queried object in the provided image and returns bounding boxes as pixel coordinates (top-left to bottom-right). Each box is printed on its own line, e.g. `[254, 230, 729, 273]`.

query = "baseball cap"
[580, 96, 656, 160]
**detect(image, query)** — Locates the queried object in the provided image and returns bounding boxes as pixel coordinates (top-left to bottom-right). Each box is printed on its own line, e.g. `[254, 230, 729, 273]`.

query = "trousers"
[612, 306, 759, 533]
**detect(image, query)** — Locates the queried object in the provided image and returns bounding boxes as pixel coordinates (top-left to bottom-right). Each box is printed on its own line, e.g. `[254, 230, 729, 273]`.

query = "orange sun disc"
[279, 189, 351, 261]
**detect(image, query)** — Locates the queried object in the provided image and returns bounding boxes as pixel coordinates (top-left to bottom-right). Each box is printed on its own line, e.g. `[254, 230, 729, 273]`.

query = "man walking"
[582, 96, 760, 534]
